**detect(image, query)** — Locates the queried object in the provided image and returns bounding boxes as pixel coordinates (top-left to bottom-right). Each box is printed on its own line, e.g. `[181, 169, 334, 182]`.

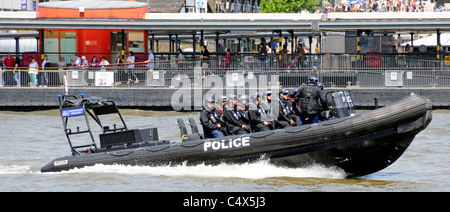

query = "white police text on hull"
[204, 136, 250, 151]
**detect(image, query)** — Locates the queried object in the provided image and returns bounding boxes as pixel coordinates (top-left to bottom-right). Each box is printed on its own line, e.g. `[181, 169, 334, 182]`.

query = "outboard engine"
[327, 91, 357, 119]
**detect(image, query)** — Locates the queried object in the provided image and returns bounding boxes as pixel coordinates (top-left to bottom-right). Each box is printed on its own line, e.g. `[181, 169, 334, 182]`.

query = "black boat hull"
[41, 94, 432, 177]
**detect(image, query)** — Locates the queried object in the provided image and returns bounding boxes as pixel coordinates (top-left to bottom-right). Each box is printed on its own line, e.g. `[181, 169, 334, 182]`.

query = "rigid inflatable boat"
[41, 91, 432, 177]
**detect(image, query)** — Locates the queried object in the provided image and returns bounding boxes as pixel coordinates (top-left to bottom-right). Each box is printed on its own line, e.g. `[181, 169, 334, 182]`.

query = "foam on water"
[57, 159, 347, 180]
[0, 164, 31, 174]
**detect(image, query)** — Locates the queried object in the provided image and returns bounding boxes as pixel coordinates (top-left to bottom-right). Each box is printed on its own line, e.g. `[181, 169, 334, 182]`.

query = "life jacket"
[214, 105, 223, 114]
[205, 109, 219, 124]
[225, 105, 240, 121]
[250, 102, 266, 119]
[285, 97, 299, 115]
[278, 98, 289, 116]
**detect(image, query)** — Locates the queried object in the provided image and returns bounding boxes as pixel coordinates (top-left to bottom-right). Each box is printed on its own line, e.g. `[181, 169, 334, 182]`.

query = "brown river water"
[0, 109, 449, 192]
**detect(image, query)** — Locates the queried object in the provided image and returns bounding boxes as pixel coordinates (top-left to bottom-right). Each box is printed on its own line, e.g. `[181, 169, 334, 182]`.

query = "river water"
[0, 109, 449, 192]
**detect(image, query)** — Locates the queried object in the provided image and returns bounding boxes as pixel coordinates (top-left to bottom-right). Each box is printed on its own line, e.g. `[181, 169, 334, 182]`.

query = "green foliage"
[260, 0, 322, 13]
[436, 0, 450, 7]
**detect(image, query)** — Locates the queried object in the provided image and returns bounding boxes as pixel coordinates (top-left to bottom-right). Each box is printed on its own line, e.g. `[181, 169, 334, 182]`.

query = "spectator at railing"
[29, 58, 39, 87]
[57, 57, 67, 87]
[201, 45, 212, 78]
[81, 56, 89, 67]
[296, 42, 306, 68]
[115, 53, 125, 85]
[222, 48, 231, 68]
[322, 0, 438, 13]
[145, 49, 155, 70]
[41, 55, 49, 87]
[176, 48, 185, 78]
[3, 53, 15, 86]
[90, 56, 99, 68]
[126, 51, 139, 84]
[99, 56, 109, 71]
[13, 57, 21, 87]
[259, 43, 268, 73]
[73, 55, 81, 67]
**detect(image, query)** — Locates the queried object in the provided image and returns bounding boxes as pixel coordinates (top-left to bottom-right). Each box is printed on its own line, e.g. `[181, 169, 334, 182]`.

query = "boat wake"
[0, 164, 31, 174]
[56, 159, 347, 180]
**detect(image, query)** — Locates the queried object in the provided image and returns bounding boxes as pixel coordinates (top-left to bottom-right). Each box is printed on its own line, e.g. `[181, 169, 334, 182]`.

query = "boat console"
[57, 94, 161, 155]
[326, 90, 357, 119]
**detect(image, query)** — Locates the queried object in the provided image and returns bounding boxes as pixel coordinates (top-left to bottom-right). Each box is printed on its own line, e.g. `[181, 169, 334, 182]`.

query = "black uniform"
[295, 83, 327, 124]
[200, 107, 223, 138]
[236, 103, 250, 127]
[275, 98, 292, 128]
[213, 104, 228, 135]
[248, 102, 270, 132]
[260, 99, 274, 124]
[223, 105, 249, 135]
[286, 96, 300, 126]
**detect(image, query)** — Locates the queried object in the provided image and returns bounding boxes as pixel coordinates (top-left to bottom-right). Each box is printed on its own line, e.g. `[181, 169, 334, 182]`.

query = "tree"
[436, 0, 450, 7]
[260, 0, 322, 13]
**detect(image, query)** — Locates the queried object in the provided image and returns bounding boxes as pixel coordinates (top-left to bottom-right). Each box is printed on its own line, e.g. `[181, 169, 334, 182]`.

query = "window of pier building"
[43, 30, 76, 63]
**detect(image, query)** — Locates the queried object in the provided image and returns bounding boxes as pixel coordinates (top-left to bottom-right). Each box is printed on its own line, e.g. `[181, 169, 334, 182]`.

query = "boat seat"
[188, 118, 199, 134]
[178, 118, 204, 141]
[176, 118, 189, 137]
[181, 133, 203, 142]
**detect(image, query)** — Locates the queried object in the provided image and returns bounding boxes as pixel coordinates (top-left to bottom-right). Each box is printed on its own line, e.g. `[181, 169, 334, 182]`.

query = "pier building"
[0, 0, 449, 109]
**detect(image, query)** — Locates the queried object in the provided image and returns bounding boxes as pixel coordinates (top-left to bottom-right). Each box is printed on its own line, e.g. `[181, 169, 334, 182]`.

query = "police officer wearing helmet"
[260, 90, 274, 124]
[223, 94, 250, 135]
[316, 82, 328, 121]
[236, 94, 250, 127]
[290, 88, 302, 125]
[214, 95, 228, 135]
[248, 92, 271, 132]
[275, 88, 296, 128]
[294, 76, 327, 124]
[200, 97, 224, 138]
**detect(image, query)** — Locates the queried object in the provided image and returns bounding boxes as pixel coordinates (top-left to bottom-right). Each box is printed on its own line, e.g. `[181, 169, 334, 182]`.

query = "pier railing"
[1, 53, 449, 88]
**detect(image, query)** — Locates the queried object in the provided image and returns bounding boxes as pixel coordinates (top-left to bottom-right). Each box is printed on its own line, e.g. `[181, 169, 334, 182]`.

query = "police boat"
[41, 91, 432, 177]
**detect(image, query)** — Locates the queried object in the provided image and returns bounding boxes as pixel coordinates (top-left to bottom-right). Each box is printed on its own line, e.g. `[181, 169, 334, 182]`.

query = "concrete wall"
[0, 87, 449, 110]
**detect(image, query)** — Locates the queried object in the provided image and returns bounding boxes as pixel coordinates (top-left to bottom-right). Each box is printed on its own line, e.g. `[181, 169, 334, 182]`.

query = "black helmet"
[205, 97, 215, 103]
[238, 94, 248, 101]
[279, 88, 289, 95]
[308, 76, 318, 83]
[250, 92, 262, 101]
[317, 82, 324, 90]
[227, 94, 236, 99]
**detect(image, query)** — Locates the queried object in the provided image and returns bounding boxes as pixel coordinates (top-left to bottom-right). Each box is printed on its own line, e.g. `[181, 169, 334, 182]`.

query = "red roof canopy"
[37, 1, 148, 19]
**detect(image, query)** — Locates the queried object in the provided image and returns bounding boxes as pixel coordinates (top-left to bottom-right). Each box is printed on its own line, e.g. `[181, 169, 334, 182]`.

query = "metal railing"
[1, 53, 449, 88]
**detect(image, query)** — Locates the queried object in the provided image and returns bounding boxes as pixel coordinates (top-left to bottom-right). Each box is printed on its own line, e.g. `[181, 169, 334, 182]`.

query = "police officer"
[200, 97, 224, 138]
[214, 95, 228, 135]
[316, 82, 328, 121]
[260, 90, 274, 125]
[223, 94, 250, 135]
[248, 92, 271, 132]
[290, 88, 302, 125]
[294, 76, 327, 124]
[214, 95, 226, 117]
[275, 89, 296, 128]
[236, 94, 250, 127]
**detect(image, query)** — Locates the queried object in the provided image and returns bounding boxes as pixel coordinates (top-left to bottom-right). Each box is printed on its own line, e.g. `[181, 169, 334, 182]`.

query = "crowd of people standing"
[0, 51, 147, 87]
[322, 0, 441, 13]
